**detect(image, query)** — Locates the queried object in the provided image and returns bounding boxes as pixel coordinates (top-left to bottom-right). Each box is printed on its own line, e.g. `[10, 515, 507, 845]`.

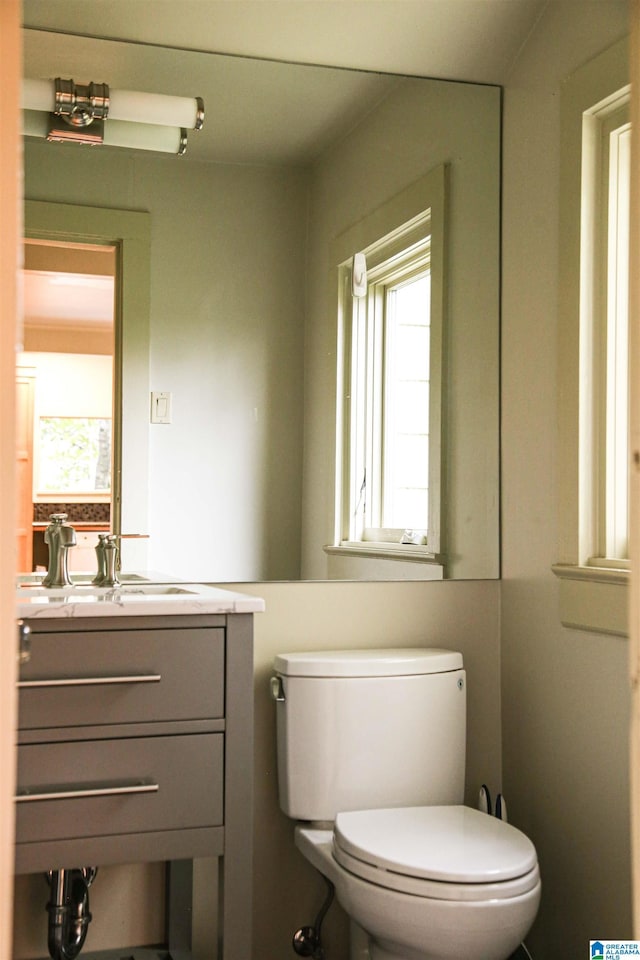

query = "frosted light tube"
[23, 78, 204, 129]
[104, 119, 187, 153]
[23, 110, 187, 155]
[109, 90, 202, 129]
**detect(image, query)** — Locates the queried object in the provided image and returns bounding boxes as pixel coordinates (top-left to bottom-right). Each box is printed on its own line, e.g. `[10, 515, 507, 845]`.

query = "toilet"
[272, 648, 540, 960]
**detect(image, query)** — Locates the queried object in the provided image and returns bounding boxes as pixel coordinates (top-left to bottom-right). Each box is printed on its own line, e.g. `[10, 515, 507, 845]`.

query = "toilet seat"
[333, 805, 540, 903]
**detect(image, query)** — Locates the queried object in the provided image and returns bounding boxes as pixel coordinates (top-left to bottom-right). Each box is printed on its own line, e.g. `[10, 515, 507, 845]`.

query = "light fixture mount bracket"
[47, 116, 105, 146]
[54, 77, 110, 128]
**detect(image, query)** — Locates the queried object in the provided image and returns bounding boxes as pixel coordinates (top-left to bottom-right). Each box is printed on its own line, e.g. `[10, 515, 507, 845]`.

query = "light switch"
[151, 391, 172, 424]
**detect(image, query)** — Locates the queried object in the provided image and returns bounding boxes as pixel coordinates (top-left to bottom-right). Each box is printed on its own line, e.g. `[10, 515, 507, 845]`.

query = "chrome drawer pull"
[16, 781, 159, 803]
[18, 673, 162, 689]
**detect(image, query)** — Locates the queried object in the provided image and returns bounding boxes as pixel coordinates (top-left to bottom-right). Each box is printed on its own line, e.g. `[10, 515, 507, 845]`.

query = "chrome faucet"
[42, 514, 77, 588]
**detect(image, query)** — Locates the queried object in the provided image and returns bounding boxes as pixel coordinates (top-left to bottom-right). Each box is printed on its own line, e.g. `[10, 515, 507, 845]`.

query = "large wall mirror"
[22, 27, 501, 582]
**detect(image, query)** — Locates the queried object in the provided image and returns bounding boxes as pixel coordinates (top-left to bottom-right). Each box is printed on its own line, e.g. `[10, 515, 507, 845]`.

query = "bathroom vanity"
[15, 583, 264, 960]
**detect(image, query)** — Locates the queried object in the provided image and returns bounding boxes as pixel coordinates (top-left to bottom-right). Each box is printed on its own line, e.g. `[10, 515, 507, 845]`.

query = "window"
[37, 416, 112, 496]
[598, 107, 631, 564]
[331, 166, 446, 567]
[377, 268, 431, 533]
[580, 90, 630, 569]
[554, 38, 629, 636]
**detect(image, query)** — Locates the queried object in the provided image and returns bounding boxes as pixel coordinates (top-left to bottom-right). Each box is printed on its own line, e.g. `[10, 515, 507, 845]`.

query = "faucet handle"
[101, 535, 121, 587]
[49, 512, 68, 523]
[92, 534, 110, 585]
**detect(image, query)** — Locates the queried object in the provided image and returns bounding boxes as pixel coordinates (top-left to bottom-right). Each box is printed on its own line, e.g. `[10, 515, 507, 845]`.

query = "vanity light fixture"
[22, 77, 205, 155]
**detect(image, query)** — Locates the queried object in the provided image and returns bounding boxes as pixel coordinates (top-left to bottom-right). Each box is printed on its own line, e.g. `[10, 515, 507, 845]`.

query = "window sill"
[324, 542, 444, 580]
[327, 541, 440, 562]
[551, 563, 628, 636]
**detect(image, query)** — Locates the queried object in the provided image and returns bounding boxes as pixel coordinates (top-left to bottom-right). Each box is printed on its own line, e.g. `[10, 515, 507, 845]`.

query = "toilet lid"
[334, 806, 538, 884]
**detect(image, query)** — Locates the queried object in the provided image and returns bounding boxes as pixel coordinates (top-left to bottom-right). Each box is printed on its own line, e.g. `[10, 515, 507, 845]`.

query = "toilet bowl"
[295, 807, 540, 960]
[272, 648, 540, 960]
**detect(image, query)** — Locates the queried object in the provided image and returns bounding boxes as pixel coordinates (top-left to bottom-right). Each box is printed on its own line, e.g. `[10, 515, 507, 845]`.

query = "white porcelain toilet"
[272, 648, 540, 960]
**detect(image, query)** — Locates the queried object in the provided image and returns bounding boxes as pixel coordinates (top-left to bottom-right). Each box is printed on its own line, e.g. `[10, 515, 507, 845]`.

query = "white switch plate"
[150, 391, 172, 424]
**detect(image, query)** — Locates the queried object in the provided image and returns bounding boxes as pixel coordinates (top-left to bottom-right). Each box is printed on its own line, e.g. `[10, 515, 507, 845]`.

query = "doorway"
[17, 239, 116, 573]
[23, 200, 152, 572]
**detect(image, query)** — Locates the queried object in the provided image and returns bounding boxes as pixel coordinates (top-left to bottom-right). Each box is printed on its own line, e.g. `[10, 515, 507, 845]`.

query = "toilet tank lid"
[273, 648, 463, 678]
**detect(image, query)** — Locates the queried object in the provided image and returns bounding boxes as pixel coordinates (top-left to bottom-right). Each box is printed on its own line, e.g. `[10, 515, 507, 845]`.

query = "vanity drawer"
[16, 732, 223, 843]
[18, 627, 224, 729]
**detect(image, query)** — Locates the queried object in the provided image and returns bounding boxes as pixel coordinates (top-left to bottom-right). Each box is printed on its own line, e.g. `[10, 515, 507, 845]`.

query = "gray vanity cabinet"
[15, 611, 255, 960]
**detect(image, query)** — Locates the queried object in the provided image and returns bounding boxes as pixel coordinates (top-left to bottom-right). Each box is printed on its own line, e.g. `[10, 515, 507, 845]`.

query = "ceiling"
[22, 1, 537, 323]
[23, 0, 548, 85]
[22, 1, 548, 166]
[24, 271, 114, 326]
[23, 27, 403, 165]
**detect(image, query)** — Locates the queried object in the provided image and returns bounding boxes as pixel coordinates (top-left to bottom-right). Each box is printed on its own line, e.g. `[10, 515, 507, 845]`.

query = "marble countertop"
[16, 581, 265, 619]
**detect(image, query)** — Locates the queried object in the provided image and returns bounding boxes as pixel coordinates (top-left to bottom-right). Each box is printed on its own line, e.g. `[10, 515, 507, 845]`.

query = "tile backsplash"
[33, 502, 111, 524]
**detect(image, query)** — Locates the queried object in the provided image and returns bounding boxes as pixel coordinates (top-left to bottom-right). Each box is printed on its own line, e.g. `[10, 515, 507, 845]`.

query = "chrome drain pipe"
[46, 867, 98, 960]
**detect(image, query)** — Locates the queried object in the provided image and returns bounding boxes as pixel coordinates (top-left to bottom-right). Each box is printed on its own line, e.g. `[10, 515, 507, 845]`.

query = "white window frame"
[579, 94, 630, 573]
[601, 113, 630, 564]
[328, 165, 446, 569]
[554, 38, 630, 636]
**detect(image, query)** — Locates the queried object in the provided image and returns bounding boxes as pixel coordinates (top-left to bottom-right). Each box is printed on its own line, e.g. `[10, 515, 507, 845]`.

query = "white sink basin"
[19, 584, 197, 598]
[17, 572, 151, 588]
[116, 585, 196, 595]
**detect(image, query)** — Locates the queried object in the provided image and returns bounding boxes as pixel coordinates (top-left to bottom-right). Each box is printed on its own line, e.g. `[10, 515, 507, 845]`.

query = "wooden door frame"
[0, 1, 21, 955]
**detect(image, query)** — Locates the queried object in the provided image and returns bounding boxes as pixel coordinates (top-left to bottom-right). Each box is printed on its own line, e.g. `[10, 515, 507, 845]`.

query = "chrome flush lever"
[17, 620, 31, 665]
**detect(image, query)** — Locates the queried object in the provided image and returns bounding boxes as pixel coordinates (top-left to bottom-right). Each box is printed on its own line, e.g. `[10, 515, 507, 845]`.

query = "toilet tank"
[272, 648, 466, 822]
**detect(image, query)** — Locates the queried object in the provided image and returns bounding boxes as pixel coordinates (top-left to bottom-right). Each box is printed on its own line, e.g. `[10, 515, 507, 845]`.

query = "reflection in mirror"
[329, 166, 447, 581]
[37, 416, 112, 496]
[22, 28, 500, 581]
[17, 240, 115, 574]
